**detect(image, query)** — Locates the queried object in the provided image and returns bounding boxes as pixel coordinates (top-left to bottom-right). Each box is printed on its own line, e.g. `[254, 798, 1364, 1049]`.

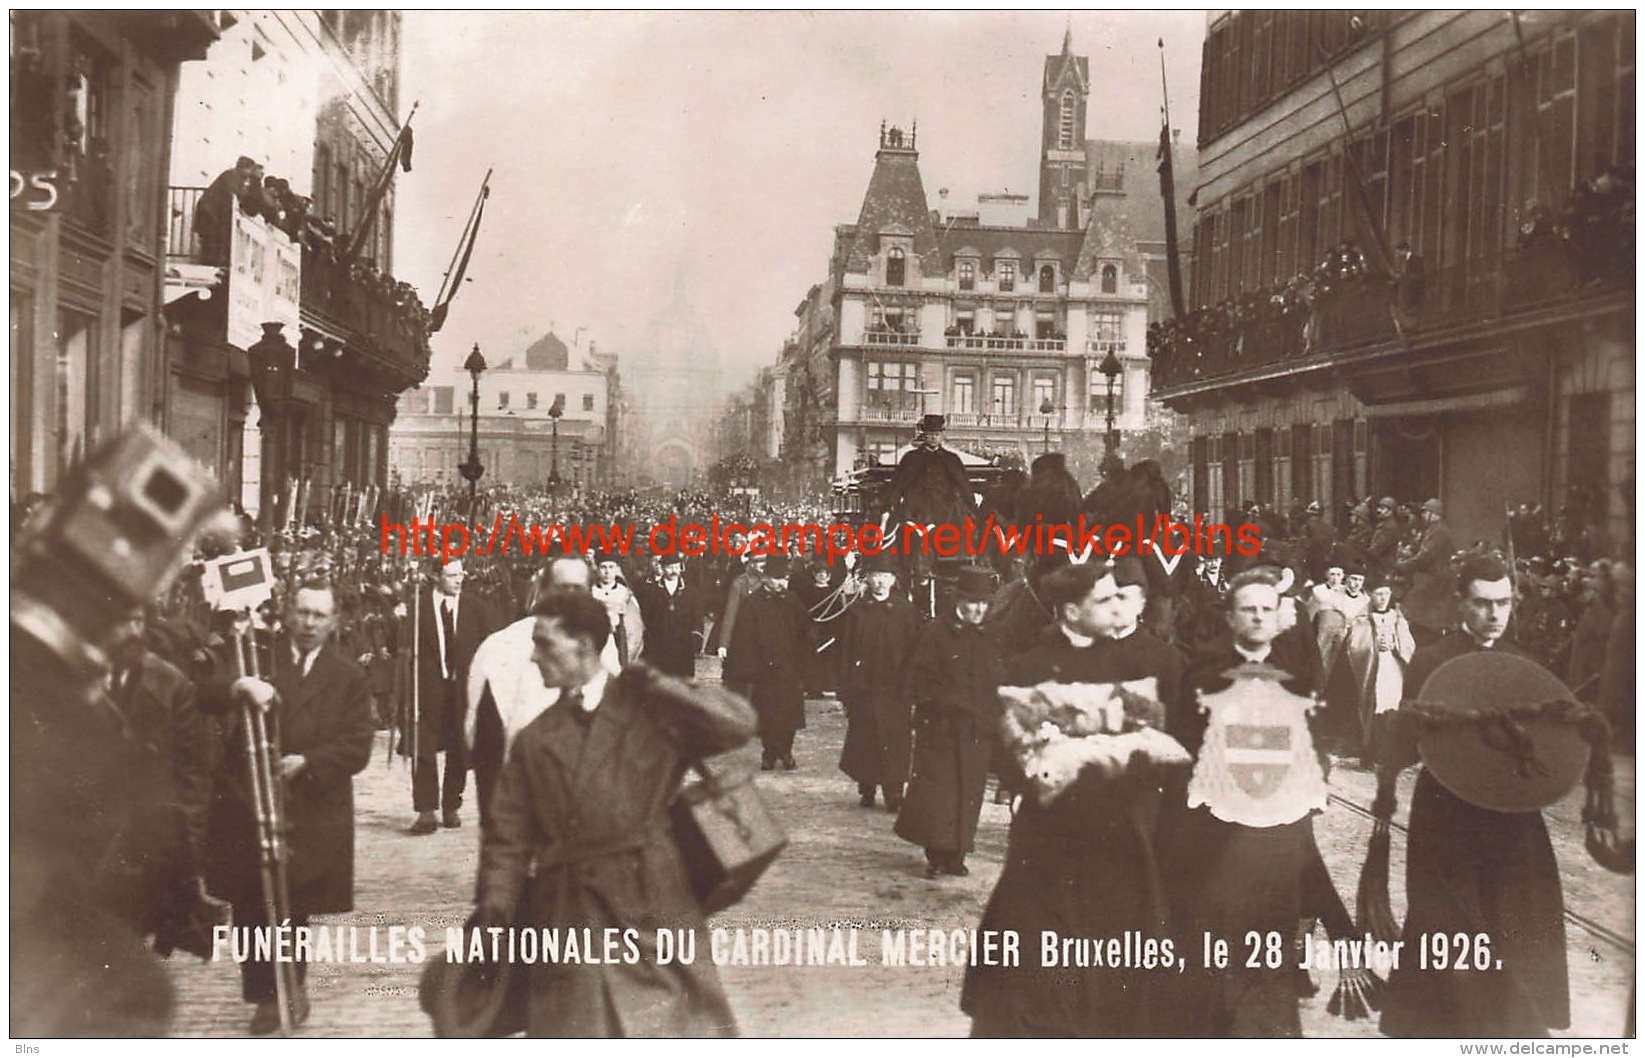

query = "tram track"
[1328, 791, 1636, 957]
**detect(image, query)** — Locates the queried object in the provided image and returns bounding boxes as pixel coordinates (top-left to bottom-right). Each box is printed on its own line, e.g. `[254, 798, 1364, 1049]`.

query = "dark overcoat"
[893, 615, 1001, 853]
[722, 586, 813, 738]
[837, 594, 921, 786]
[1379, 634, 1570, 1038]
[475, 667, 755, 1038]
[404, 586, 495, 761]
[961, 626, 1186, 1037]
[634, 578, 706, 679]
[203, 643, 375, 915]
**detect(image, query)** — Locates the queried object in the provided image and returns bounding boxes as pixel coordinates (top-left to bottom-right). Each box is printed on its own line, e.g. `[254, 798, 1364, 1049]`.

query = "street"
[167, 659, 1636, 1039]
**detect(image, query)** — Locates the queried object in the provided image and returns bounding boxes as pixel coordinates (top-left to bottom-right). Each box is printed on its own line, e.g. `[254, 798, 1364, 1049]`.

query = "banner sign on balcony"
[228, 209, 301, 352]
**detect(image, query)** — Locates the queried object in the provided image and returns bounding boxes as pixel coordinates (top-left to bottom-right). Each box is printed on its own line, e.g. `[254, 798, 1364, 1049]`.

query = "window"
[582, 393, 595, 412]
[1032, 375, 1056, 411]
[954, 310, 975, 335]
[950, 372, 975, 414]
[526, 392, 538, 410]
[1088, 368, 1125, 412]
[1090, 310, 1125, 347]
[997, 260, 1016, 292]
[497, 391, 510, 410]
[958, 259, 976, 291]
[1100, 264, 1118, 294]
[867, 440, 902, 466]
[1039, 264, 1056, 293]
[990, 375, 1018, 419]
[1059, 89, 1077, 149]
[432, 386, 454, 414]
[886, 247, 906, 287]
[866, 361, 918, 412]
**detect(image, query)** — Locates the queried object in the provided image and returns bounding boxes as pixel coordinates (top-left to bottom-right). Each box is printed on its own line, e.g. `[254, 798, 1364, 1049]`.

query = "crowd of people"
[14, 447, 1631, 1037]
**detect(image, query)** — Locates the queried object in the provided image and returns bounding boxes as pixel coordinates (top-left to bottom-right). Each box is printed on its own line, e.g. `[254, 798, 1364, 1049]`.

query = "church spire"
[1063, 18, 1072, 55]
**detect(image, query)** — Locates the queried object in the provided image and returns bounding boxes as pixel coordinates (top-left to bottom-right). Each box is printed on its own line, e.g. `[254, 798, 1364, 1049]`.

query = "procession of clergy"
[426, 516, 1589, 1039]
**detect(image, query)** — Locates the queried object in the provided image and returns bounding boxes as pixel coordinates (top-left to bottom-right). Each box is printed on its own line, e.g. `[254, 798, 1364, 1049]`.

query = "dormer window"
[1039, 264, 1056, 293]
[886, 247, 906, 287]
[1101, 264, 1118, 294]
[958, 259, 975, 291]
[998, 260, 1016, 292]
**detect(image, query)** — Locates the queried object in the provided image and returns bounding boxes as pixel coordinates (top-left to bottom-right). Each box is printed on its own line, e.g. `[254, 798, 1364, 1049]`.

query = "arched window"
[1039, 264, 1056, 293]
[1059, 90, 1076, 150]
[886, 247, 906, 287]
[1101, 264, 1118, 294]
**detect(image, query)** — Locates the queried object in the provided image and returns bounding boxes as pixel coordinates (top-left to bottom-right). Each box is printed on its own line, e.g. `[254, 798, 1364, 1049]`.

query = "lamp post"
[546, 393, 564, 496]
[1098, 348, 1123, 476]
[459, 343, 487, 519]
[1039, 396, 1056, 455]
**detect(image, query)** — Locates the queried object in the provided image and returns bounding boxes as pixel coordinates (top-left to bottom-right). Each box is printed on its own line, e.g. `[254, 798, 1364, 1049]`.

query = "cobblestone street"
[168, 660, 1635, 1038]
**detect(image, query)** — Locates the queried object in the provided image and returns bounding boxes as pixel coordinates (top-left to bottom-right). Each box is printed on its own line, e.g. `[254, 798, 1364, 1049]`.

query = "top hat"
[762, 553, 792, 578]
[918, 413, 946, 434]
[955, 566, 997, 602]
[1415, 652, 1590, 813]
[861, 550, 900, 575]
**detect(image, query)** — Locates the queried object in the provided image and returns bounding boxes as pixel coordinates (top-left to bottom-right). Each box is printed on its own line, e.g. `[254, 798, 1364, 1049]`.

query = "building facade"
[9, 11, 220, 496]
[388, 330, 616, 492]
[162, 10, 428, 526]
[1155, 10, 1633, 551]
[777, 33, 1192, 485]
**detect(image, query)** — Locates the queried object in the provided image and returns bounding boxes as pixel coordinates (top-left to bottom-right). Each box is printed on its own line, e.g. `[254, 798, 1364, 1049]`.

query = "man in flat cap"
[1394, 498, 1457, 645]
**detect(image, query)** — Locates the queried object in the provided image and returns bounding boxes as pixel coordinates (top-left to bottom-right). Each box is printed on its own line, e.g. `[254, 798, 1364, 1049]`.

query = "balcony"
[944, 411, 1033, 429]
[1151, 177, 1635, 393]
[300, 247, 432, 382]
[944, 330, 1067, 353]
[863, 326, 920, 347]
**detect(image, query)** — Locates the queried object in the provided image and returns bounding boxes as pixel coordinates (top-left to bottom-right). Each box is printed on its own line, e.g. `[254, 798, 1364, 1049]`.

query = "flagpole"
[342, 99, 419, 263]
[1156, 39, 1187, 321]
[429, 169, 493, 334]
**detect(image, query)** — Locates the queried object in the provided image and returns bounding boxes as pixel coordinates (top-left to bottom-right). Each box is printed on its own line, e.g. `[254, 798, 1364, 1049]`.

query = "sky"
[394, 10, 1206, 392]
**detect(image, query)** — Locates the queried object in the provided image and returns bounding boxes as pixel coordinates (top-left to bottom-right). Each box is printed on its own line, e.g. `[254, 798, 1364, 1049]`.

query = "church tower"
[1038, 27, 1089, 230]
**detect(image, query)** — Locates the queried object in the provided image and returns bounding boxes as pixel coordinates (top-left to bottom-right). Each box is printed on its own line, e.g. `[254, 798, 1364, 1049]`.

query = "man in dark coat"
[405, 558, 496, 833]
[475, 589, 754, 1037]
[201, 583, 375, 1034]
[635, 553, 706, 679]
[837, 552, 921, 808]
[962, 558, 1188, 1037]
[1393, 498, 1459, 643]
[894, 566, 1002, 876]
[722, 554, 814, 769]
[880, 415, 978, 533]
[1374, 554, 1571, 1038]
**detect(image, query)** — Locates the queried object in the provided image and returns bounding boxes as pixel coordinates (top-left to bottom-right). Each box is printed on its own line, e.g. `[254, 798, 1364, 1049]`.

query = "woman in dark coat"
[723, 554, 814, 769]
[894, 567, 1002, 875]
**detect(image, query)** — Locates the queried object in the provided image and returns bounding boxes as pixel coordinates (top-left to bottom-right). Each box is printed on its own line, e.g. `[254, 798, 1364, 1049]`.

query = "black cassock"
[1379, 634, 1570, 1038]
[962, 625, 1186, 1037]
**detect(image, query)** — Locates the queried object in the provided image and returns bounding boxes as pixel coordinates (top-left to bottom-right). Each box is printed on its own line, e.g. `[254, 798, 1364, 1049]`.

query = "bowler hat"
[1415, 653, 1589, 813]
[1421, 498, 1443, 516]
[955, 566, 996, 602]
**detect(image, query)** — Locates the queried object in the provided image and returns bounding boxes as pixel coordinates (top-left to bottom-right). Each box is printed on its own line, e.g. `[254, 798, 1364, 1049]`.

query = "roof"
[843, 135, 941, 274]
[934, 224, 1083, 273]
[1081, 138, 1198, 247]
[519, 331, 569, 371]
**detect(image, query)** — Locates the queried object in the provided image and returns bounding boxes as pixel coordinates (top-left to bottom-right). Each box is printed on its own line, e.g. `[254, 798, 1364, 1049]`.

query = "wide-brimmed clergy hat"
[1415, 652, 1590, 813]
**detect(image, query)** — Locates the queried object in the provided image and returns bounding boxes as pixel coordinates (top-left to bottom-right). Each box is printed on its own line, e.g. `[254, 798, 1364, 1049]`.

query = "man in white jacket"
[465, 558, 622, 823]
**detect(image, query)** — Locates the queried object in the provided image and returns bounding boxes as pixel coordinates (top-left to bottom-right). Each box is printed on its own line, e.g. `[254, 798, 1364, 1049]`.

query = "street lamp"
[546, 392, 565, 495]
[459, 343, 487, 519]
[248, 322, 297, 533]
[1098, 348, 1123, 476]
[1039, 396, 1057, 455]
